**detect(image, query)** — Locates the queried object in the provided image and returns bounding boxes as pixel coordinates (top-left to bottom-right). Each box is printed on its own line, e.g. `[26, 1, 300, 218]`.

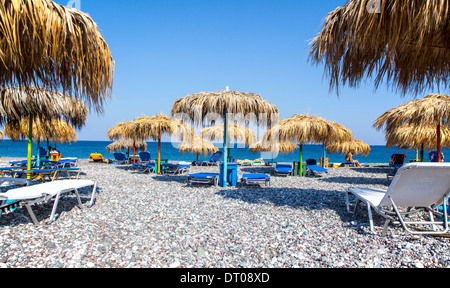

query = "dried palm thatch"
[309, 0, 449, 95]
[0, 129, 3, 139]
[385, 123, 450, 151]
[171, 89, 279, 125]
[267, 114, 353, 144]
[108, 120, 141, 141]
[326, 139, 371, 156]
[249, 139, 298, 155]
[0, 0, 114, 109]
[0, 86, 89, 128]
[120, 114, 193, 174]
[374, 94, 450, 130]
[4, 117, 77, 143]
[126, 114, 193, 142]
[106, 138, 147, 153]
[200, 123, 257, 146]
[374, 93, 450, 161]
[179, 135, 218, 160]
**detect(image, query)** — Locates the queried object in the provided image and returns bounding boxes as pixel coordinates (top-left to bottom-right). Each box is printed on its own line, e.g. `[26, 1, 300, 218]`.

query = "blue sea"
[0, 140, 448, 164]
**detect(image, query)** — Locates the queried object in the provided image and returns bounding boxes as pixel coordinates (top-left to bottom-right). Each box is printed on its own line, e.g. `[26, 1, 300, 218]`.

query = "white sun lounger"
[0, 180, 97, 225]
[345, 163, 450, 235]
[0, 178, 29, 188]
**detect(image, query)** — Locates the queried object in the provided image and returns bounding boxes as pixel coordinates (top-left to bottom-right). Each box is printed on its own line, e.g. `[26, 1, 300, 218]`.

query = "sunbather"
[345, 149, 362, 168]
[233, 158, 263, 163]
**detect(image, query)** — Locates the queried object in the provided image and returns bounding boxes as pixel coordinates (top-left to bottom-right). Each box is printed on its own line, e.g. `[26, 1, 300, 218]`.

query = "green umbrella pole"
[27, 115, 33, 180]
[299, 144, 303, 177]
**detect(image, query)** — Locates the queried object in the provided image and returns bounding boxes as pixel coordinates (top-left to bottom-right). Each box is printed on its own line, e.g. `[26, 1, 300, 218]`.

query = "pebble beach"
[1, 157, 450, 268]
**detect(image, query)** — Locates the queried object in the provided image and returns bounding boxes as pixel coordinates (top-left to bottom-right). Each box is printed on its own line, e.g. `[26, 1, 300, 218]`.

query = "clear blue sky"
[52, 0, 444, 145]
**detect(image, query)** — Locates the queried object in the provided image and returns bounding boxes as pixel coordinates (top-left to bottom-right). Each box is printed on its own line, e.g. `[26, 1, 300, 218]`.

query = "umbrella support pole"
[437, 123, 442, 162]
[158, 137, 161, 175]
[221, 112, 229, 187]
[299, 144, 303, 177]
[133, 142, 136, 164]
[27, 115, 33, 180]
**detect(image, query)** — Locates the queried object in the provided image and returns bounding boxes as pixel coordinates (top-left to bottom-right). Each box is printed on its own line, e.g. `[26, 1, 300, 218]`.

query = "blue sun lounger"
[113, 152, 128, 165]
[241, 174, 270, 186]
[162, 163, 190, 175]
[194, 151, 223, 166]
[274, 164, 293, 176]
[306, 165, 328, 177]
[187, 173, 219, 186]
[139, 151, 151, 164]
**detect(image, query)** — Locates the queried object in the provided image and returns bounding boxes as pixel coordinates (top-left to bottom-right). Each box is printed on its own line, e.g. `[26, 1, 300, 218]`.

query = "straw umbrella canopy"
[106, 138, 147, 153]
[326, 139, 371, 157]
[385, 123, 450, 161]
[201, 123, 257, 149]
[266, 114, 353, 175]
[4, 117, 77, 144]
[0, 0, 114, 107]
[374, 94, 450, 162]
[172, 88, 278, 187]
[120, 114, 193, 174]
[107, 119, 146, 164]
[249, 139, 298, 155]
[179, 135, 218, 160]
[0, 86, 88, 128]
[309, 0, 449, 95]
[249, 139, 298, 165]
[0, 86, 87, 173]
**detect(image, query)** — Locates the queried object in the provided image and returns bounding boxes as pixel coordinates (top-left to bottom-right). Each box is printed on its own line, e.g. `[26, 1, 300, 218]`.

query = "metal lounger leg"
[24, 203, 40, 225]
[89, 182, 97, 207]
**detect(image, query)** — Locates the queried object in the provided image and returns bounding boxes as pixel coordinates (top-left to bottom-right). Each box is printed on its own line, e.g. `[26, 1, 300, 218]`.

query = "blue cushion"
[189, 173, 219, 178]
[307, 165, 328, 173]
[243, 174, 269, 180]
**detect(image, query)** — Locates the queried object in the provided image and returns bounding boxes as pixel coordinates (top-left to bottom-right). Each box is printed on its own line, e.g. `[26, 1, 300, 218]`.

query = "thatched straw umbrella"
[201, 123, 257, 162]
[106, 138, 147, 153]
[4, 117, 77, 165]
[249, 139, 298, 155]
[172, 87, 278, 187]
[179, 135, 218, 161]
[4, 117, 77, 144]
[0, 86, 88, 127]
[250, 139, 298, 165]
[374, 94, 450, 162]
[326, 139, 371, 157]
[107, 119, 146, 164]
[119, 114, 193, 174]
[0, 86, 87, 175]
[385, 123, 450, 161]
[201, 123, 257, 146]
[266, 114, 353, 176]
[0, 0, 114, 107]
[309, 0, 449, 95]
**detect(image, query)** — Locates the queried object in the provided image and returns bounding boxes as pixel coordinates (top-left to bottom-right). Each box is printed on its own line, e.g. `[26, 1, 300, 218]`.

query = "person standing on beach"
[345, 149, 362, 168]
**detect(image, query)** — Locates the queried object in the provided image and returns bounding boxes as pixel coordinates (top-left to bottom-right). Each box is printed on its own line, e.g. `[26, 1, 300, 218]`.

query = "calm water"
[0, 140, 447, 164]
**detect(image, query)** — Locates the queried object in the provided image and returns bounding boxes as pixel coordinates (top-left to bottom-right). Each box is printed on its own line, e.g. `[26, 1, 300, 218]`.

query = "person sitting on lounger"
[345, 149, 362, 168]
[233, 158, 264, 163]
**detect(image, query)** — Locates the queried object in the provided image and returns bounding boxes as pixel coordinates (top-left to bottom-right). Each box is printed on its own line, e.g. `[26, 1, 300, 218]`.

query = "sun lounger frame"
[187, 173, 219, 187]
[345, 163, 450, 235]
[241, 174, 270, 187]
[0, 180, 97, 225]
